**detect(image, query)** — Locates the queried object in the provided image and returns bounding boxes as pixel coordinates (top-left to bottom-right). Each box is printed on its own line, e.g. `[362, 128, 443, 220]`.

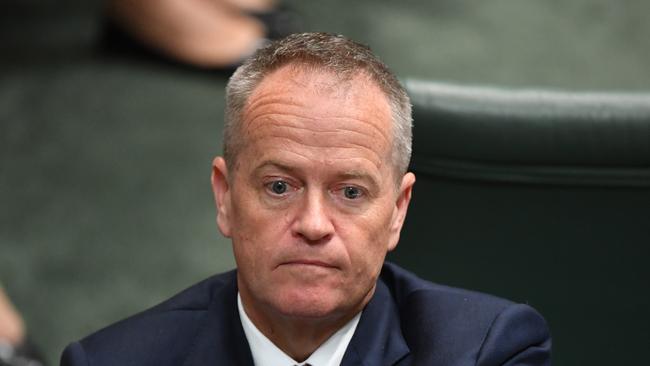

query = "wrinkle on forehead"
[239, 65, 394, 165]
[244, 93, 389, 134]
[247, 113, 390, 147]
[253, 123, 385, 159]
[250, 134, 387, 170]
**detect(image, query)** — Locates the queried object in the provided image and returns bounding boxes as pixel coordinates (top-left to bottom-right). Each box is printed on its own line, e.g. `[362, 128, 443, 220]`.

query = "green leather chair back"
[389, 80, 650, 365]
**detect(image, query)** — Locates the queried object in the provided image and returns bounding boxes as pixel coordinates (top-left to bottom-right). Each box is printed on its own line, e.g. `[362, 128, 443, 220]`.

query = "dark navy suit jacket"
[61, 262, 551, 365]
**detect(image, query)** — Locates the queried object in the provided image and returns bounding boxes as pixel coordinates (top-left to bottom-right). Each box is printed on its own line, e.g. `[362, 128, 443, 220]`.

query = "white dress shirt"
[238, 293, 361, 366]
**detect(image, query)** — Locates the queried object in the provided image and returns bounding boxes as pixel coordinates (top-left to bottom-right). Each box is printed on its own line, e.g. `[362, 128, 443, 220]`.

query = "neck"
[239, 288, 370, 362]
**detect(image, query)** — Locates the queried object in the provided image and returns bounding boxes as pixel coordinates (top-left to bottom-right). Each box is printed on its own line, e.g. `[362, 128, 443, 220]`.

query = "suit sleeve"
[60, 342, 90, 366]
[476, 303, 551, 366]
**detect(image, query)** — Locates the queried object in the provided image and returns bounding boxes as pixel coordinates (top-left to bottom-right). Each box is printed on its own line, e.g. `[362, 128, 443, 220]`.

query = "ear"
[387, 172, 415, 252]
[211, 156, 233, 238]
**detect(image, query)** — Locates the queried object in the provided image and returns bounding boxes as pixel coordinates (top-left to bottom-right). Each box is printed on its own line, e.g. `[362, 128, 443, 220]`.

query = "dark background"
[1, 0, 649, 364]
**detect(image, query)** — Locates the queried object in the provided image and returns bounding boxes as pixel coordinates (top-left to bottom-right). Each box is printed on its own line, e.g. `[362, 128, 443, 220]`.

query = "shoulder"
[61, 270, 237, 366]
[380, 262, 551, 365]
[381, 262, 514, 321]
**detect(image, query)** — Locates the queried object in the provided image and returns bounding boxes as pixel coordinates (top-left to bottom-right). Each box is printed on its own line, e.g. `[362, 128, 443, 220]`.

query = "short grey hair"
[224, 32, 412, 177]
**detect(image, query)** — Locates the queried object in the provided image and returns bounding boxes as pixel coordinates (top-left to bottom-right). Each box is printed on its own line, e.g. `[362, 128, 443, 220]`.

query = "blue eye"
[269, 180, 288, 195]
[343, 186, 362, 199]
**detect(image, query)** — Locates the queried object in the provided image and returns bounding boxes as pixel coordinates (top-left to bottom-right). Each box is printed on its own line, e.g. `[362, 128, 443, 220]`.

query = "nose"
[292, 189, 334, 244]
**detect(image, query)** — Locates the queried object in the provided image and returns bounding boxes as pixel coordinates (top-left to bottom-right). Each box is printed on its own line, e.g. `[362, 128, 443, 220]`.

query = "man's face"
[212, 64, 414, 323]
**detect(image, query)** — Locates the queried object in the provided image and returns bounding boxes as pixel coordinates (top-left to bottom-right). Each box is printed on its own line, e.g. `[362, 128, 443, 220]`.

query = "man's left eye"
[342, 186, 363, 200]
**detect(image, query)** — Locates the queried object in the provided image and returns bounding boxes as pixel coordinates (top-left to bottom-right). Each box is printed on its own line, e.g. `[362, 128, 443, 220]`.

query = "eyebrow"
[336, 171, 381, 193]
[252, 161, 297, 176]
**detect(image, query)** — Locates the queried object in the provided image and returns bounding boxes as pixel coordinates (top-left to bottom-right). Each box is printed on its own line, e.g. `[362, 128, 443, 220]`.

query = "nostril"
[293, 230, 332, 245]
[309, 233, 332, 245]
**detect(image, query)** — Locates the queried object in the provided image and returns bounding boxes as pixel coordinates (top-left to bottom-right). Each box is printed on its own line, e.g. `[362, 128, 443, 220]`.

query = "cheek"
[338, 203, 394, 269]
[230, 190, 293, 266]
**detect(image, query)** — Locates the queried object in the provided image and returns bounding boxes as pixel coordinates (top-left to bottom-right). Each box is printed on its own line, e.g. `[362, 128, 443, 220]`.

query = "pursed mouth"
[280, 260, 338, 269]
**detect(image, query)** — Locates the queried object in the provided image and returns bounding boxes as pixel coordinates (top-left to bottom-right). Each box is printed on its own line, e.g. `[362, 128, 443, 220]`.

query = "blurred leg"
[221, 0, 278, 12]
[107, 0, 266, 68]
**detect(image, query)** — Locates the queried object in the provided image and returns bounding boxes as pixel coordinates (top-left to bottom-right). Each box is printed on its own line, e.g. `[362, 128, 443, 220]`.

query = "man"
[61, 33, 551, 366]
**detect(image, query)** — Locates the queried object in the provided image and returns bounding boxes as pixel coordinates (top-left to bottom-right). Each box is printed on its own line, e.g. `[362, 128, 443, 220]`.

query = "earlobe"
[211, 157, 232, 238]
[387, 172, 416, 252]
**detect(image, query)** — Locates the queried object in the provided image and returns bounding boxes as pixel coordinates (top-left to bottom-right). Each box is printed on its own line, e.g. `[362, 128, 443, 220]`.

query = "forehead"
[240, 64, 393, 152]
[248, 64, 390, 114]
[236, 65, 394, 175]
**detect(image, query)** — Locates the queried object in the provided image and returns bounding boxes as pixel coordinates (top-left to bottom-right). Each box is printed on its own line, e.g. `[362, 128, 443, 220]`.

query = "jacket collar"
[182, 270, 255, 366]
[182, 270, 410, 366]
[341, 278, 411, 366]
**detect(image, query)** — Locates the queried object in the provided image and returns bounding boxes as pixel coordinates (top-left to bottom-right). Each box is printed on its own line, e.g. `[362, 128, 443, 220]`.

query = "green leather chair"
[389, 80, 650, 365]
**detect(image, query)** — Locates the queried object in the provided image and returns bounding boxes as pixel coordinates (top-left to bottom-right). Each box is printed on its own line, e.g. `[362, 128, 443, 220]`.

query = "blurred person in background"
[0, 286, 45, 366]
[103, 0, 300, 69]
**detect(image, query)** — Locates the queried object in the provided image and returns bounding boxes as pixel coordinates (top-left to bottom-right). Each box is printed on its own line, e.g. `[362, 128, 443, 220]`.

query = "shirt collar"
[237, 293, 361, 366]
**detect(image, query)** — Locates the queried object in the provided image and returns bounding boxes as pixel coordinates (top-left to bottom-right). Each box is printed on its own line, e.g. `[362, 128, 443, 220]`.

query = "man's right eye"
[267, 180, 289, 195]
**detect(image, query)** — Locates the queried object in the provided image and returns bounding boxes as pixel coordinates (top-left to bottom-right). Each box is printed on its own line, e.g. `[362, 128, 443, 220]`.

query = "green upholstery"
[389, 80, 650, 365]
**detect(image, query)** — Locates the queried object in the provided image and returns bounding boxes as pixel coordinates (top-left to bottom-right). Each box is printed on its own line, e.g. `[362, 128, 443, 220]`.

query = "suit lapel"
[341, 279, 411, 366]
[181, 270, 410, 366]
[182, 271, 255, 366]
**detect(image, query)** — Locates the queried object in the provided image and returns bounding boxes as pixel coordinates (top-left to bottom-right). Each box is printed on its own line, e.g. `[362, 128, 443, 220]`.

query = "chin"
[272, 290, 344, 319]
